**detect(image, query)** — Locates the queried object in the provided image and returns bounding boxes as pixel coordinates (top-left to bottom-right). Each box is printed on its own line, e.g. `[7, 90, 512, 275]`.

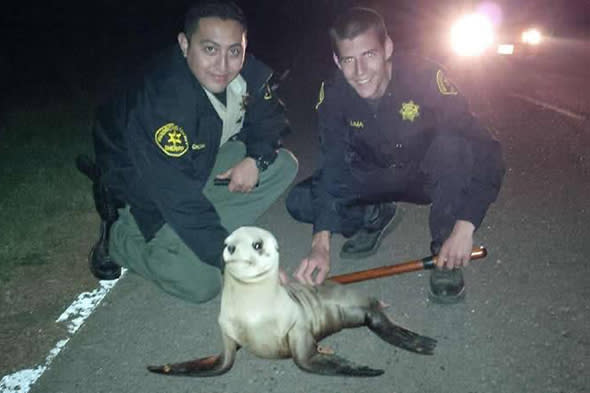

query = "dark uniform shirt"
[93, 45, 289, 269]
[312, 51, 504, 234]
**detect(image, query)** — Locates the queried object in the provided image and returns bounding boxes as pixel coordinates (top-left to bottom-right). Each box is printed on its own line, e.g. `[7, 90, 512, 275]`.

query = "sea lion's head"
[223, 226, 279, 283]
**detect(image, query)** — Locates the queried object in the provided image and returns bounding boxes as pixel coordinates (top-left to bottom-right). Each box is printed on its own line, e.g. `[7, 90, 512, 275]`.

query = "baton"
[328, 246, 487, 285]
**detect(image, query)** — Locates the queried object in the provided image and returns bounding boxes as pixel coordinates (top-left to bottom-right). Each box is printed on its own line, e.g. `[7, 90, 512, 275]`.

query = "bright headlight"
[522, 28, 542, 45]
[451, 13, 495, 56]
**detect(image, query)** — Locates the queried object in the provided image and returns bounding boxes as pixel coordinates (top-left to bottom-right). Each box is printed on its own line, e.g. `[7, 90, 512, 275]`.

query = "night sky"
[0, 1, 336, 104]
[1, 0, 588, 106]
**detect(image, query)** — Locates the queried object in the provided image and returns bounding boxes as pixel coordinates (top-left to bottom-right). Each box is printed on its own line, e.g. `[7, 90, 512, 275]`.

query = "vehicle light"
[522, 28, 542, 45]
[451, 13, 495, 56]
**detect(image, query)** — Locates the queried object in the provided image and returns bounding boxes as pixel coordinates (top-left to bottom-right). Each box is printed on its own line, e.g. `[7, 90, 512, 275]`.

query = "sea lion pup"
[148, 226, 436, 377]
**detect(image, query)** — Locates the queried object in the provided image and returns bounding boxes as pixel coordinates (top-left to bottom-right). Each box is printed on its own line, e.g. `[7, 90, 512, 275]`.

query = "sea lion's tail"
[366, 306, 437, 355]
[147, 354, 232, 377]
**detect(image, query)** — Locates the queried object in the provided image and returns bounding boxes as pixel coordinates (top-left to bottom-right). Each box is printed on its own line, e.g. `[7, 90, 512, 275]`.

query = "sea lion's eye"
[253, 240, 263, 250]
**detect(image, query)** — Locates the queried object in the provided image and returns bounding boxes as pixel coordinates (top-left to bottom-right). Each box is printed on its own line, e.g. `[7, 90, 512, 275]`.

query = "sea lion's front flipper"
[288, 327, 383, 377]
[366, 307, 437, 355]
[147, 333, 239, 377]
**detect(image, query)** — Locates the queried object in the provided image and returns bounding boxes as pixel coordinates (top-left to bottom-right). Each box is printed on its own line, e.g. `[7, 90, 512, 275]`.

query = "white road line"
[509, 92, 587, 121]
[0, 270, 126, 393]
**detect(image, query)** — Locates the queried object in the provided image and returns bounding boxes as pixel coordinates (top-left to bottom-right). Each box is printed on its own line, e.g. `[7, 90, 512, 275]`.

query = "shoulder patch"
[315, 81, 325, 110]
[154, 123, 189, 157]
[436, 70, 458, 95]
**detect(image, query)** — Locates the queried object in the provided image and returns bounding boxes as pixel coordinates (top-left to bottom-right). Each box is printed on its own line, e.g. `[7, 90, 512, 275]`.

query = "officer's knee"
[161, 274, 222, 304]
[188, 282, 222, 304]
[286, 178, 314, 223]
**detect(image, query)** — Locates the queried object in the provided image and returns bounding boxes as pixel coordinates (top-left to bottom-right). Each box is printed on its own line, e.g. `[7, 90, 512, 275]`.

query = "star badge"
[399, 100, 420, 122]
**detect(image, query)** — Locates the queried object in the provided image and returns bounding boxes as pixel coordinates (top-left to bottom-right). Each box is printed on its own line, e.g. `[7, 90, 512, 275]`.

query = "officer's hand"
[436, 220, 475, 269]
[216, 157, 259, 193]
[294, 244, 330, 286]
[279, 268, 289, 285]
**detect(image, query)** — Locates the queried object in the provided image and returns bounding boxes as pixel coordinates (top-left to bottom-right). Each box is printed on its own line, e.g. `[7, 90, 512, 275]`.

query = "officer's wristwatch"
[251, 155, 272, 172]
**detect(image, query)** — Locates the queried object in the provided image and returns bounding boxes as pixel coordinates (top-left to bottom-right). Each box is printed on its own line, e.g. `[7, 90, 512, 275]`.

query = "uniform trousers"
[286, 134, 474, 254]
[109, 141, 298, 303]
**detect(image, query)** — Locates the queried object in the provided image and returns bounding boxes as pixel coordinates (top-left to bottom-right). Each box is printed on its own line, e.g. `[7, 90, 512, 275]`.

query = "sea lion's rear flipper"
[147, 334, 239, 377]
[288, 327, 383, 377]
[366, 307, 437, 355]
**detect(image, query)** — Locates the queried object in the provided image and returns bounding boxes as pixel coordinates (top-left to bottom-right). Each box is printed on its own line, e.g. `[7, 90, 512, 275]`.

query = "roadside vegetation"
[0, 95, 96, 283]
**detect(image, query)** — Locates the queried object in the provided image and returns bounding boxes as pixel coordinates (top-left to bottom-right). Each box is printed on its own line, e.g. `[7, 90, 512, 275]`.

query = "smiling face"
[333, 27, 393, 100]
[223, 227, 279, 283]
[178, 16, 246, 94]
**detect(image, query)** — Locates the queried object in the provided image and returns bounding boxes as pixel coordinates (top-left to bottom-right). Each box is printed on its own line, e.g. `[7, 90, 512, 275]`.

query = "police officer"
[82, 0, 298, 304]
[286, 7, 504, 303]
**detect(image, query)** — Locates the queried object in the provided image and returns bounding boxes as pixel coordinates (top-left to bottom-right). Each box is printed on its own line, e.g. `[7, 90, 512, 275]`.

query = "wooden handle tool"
[328, 247, 488, 285]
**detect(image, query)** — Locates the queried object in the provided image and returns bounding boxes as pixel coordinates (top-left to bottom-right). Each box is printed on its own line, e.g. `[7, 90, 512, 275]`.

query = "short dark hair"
[183, 0, 247, 39]
[329, 7, 387, 54]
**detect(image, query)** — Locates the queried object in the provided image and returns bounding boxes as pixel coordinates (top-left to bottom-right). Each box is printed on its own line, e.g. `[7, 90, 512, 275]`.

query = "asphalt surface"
[30, 37, 589, 393]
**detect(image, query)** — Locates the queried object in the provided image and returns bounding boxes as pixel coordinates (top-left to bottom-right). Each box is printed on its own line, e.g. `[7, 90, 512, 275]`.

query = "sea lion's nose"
[227, 244, 236, 254]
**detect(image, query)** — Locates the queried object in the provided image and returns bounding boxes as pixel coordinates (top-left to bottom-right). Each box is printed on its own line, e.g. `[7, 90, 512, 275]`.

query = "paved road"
[29, 40, 589, 393]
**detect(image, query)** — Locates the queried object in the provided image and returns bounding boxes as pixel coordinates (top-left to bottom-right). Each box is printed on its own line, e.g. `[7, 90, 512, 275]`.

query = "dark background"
[2, 0, 589, 108]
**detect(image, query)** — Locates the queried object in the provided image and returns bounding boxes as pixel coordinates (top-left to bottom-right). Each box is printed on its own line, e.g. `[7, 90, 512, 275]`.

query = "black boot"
[428, 269, 465, 304]
[89, 219, 121, 280]
[340, 202, 398, 259]
[76, 154, 122, 280]
[428, 241, 465, 304]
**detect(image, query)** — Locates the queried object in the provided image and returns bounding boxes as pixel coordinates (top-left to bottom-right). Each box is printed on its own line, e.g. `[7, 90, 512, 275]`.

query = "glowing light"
[522, 28, 542, 45]
[451, 13, 495, 56]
